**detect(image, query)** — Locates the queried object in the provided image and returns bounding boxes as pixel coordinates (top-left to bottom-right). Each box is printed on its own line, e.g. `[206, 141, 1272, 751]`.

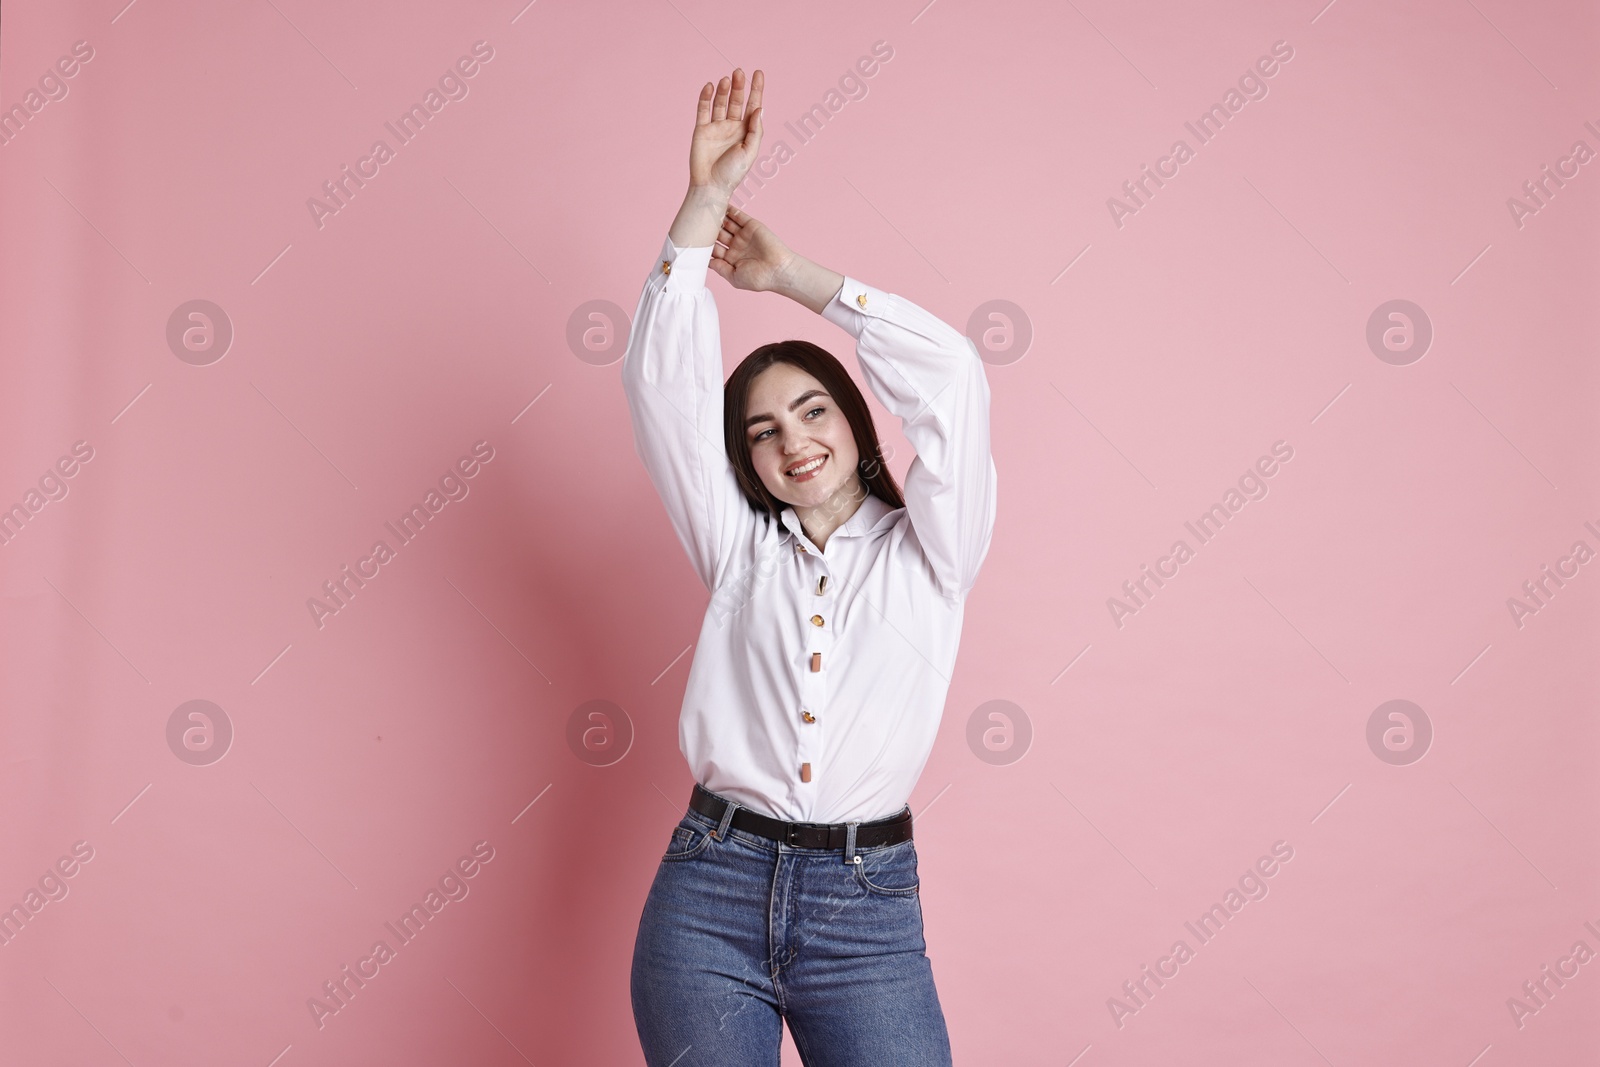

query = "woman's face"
[743, 362, 862, 509]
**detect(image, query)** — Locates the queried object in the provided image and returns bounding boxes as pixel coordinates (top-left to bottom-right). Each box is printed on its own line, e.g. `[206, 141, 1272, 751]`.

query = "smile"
[785, 455, 827, 481]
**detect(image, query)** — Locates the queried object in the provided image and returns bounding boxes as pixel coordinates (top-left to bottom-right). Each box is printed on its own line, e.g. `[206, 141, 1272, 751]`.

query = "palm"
[687, 69, 764, 196]
[710, 206, 791, 292]
[690, 118, 754, 192]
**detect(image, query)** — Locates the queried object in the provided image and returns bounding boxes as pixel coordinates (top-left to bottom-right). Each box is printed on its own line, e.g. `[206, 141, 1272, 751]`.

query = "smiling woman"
[620, 66, 997, 1067]
[723, 340, 904, 550]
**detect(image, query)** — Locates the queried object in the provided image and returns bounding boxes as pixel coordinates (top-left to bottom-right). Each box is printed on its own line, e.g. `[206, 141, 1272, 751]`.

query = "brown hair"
[723, 340, 904, 525]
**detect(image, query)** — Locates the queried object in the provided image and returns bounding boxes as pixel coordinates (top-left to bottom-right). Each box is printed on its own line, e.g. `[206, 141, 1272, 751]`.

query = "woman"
[623, 67, 998, 1067]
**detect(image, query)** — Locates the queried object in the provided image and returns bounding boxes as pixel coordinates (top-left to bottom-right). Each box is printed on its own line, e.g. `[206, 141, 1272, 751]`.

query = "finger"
[694, 81, 714, 126]
[711, 75, 731, 122]
[747, 69, 764, 114]
[727, 68, 746, 120]
[741, 106, 763, 152]
[719, 223, 736, 246]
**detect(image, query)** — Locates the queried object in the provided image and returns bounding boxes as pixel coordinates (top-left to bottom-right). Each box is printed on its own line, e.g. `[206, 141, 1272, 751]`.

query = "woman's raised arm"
[669, 70, 764, 248]
[620, 70, 771, 593]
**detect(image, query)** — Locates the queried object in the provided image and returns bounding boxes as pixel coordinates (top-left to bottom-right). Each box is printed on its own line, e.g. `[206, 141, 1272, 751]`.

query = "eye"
[751, 406, 825, 445]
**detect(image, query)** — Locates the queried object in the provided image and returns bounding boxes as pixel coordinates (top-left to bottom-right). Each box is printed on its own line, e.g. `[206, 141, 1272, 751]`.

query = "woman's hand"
[709, 205, 794, 293]
[710, 205, 845, 313]
[688, 69, 764, 198]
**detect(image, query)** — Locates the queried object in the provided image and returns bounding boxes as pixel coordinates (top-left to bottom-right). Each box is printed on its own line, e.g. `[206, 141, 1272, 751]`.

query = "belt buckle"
[785, 823, 801, 846]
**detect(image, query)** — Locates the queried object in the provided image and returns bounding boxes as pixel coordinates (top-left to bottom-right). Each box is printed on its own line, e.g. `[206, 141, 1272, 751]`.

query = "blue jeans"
[631, 791, 954, 1066]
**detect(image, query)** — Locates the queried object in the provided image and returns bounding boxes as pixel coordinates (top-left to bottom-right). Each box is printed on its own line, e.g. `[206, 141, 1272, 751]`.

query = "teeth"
[787, 456, 825, 476]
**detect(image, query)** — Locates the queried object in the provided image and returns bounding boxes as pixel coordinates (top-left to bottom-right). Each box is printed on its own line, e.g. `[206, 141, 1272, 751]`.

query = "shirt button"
[802, 711, 816, 723]
[810, 614, 824, 627]
[795, 544, 808, 554]
[662, 260, 672, 275]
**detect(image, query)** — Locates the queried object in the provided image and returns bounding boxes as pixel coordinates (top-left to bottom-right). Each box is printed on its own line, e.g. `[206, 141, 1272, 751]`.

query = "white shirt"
[621, 234, 998, 824]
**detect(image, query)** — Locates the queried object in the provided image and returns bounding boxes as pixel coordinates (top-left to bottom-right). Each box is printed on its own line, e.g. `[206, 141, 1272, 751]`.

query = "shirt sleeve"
[822, 278, 999, 601]
[620, 234, 764, 592]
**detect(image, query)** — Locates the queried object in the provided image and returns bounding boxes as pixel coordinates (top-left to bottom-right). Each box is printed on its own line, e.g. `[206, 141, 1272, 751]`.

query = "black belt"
[690, 782, 913, 848]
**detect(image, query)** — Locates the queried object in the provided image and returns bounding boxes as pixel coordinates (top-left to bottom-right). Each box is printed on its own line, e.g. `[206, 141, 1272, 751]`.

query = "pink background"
[2, 0, 1596, 1064]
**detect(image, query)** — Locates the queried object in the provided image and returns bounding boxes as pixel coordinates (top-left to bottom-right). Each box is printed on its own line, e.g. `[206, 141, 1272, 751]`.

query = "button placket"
[797, 556, 832, 787]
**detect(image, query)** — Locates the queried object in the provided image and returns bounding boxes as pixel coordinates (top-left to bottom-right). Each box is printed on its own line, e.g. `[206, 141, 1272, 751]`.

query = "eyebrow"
[745, 389, 830, 431]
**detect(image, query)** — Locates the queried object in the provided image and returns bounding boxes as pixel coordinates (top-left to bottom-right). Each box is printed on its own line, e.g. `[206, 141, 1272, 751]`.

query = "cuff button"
[856, 293, 868, 308]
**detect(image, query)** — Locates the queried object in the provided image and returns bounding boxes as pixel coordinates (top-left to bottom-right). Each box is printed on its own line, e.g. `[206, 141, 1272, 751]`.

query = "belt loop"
[714, 795, 739, 841]
[843, 820, 861, 865]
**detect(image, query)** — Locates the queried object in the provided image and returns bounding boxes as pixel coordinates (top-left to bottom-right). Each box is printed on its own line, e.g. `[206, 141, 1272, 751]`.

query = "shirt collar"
[779, 490, 897, 547]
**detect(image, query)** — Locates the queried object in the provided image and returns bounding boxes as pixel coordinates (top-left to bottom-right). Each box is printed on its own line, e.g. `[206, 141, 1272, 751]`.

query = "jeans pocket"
[852, 840, 919, 896]
[662, 819, 716, 862]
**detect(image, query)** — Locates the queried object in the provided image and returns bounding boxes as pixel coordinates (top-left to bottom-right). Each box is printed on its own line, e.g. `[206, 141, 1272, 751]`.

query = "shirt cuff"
[821, 276, 888, 338]
[660, 235, 713, 293]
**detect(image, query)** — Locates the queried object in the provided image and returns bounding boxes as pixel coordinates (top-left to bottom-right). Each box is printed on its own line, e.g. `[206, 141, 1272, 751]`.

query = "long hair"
[723, 340, 904, 524]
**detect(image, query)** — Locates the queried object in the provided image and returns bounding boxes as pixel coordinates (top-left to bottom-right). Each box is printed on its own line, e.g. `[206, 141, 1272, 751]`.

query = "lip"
[784, 454, 828, 482]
